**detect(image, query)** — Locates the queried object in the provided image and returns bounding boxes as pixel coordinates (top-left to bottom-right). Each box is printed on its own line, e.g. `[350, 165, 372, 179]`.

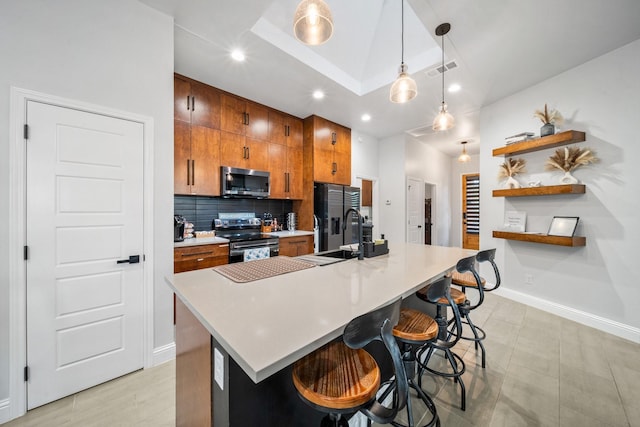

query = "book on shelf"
[505, 132, 535, 145]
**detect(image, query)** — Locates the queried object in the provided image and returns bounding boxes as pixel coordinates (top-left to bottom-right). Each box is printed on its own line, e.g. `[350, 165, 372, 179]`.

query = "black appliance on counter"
[174, 215, 185, 242]
[314, 183, 361, 252]
[212, 212, 279, 263]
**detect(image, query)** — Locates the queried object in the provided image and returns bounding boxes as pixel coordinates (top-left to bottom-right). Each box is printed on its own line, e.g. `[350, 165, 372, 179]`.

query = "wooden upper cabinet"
[245, 137, 269, 171]
[287, 146, 304, 199]
[304, 115, 352, 186]
[174, 121, 220, 196]
[174, 75, 220, 129]
[190, 126, 220, 196]
[220, 93, 269, 141]
[219, 132, 269, 171]
[268, 143, 287, 199]
[361, 179, 373, 207]
[220, 93, 246, 135]
[269, 112, 303, 149]
[174, 120, 192, 195]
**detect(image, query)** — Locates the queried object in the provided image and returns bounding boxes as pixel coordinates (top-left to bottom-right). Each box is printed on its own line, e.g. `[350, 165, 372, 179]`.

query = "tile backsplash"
[174, 196, 294, 231]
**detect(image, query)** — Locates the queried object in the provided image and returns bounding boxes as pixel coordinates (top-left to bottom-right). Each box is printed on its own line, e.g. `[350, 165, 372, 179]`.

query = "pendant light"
[390, 0, 417, 103]
[433, 23, 455, 131]
[293, 0, 334, 46]
[458, 141, 471, 163]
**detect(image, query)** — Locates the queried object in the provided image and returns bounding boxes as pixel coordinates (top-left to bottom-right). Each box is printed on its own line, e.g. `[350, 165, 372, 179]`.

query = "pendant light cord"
[401, 0, 405, 65]
[441, 33, 445, 104]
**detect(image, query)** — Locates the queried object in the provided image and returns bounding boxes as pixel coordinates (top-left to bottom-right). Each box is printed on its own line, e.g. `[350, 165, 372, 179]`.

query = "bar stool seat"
[451, 271, 486, 288]
[292, 298, 409, 426]
[430, 287, 466, 306]
[388, 307, 441, 426]
[293, 341, 380, 411]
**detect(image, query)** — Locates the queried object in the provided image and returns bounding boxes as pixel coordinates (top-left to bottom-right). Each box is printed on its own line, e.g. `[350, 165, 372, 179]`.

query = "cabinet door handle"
[246, 146, 250, 159]
[187, 159, 191, 185]
[332, 162, 337, 174]
[191, 96, 195, 111]
[186, 96, 190, 111]
[331, 132, 337, 145]
[285, 172, 289, 192]
[285, 125, 290, 137]
[246, 112, 250, 125]
[191, 160, 195, 185]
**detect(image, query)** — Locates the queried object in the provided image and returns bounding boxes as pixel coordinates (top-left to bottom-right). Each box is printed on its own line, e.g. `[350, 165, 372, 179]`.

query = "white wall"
[378, 134, 406, 242]
[0, 0, 175, 415]
[450, 154, 480, 247]
[480, 39, 640, 339]
[351, 130, 380, 227]
[405, 136, 454, 246]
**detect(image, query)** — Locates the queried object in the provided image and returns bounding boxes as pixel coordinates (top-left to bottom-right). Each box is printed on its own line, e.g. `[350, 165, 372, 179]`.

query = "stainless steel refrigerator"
[314, 183, 361, 251]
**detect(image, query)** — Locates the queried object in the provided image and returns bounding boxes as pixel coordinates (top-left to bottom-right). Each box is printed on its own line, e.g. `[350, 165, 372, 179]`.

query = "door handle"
[117, 255, 140, 264]
[417, 225, 422, 228]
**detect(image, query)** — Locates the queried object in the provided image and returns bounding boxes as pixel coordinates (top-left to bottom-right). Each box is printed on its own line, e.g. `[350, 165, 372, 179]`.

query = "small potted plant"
[534, 104, 564, 137]
[545, 146, 598, 184]
[498, 158, 526, 189]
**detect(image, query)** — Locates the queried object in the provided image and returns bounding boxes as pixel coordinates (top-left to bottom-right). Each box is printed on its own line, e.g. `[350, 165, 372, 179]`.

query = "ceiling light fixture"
[293, 0, 334, 46]
[231, 49, 245, 62]
[361, 114, 371, 122]
[312, 90, 325, 99]
[433, 23, 455, 131]
[458, 141, 471, 163]
[448, 83, 461, 93]
[389, 0, 417, 103]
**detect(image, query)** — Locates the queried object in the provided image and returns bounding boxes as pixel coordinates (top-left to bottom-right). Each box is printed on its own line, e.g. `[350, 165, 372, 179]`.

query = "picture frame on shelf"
[502, 211, 526, 232]
[547, 216, 579, 237]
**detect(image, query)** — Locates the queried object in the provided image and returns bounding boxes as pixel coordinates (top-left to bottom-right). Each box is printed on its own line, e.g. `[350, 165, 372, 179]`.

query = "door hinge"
[24, 245, 29, 261]
[24, 366, 29, 382]
[23, 124, 29, 140]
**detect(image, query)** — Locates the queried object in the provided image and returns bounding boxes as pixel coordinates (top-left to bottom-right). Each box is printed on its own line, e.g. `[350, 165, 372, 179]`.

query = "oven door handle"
[231, 241, 278, 251]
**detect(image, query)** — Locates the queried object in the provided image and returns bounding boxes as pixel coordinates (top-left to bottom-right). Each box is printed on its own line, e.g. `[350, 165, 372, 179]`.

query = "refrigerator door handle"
[331, 217, 341, 235]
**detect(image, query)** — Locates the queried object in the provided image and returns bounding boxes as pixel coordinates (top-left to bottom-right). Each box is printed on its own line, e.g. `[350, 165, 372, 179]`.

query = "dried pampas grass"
[534, 103, 564, 125]
[545, 146, 598, 172]
[498, 158, 526, 179]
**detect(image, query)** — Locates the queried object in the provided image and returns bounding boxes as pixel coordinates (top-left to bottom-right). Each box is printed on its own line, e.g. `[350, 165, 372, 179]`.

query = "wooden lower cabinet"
[176, 298, 211, 427]
[279, 235, 313, 257]
[174, 243, 229, 273]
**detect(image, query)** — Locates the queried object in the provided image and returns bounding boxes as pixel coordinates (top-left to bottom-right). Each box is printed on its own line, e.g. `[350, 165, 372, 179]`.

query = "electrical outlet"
[525, 274, 534, 285]
[214, 347, 224, 390]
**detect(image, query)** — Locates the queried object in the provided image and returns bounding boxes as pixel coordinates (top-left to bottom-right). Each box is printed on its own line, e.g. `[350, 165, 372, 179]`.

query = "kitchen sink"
[296, 249, 358, 266]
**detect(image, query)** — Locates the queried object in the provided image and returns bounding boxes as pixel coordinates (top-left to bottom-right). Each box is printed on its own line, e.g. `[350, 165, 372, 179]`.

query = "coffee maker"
[174, 215, 185, 242]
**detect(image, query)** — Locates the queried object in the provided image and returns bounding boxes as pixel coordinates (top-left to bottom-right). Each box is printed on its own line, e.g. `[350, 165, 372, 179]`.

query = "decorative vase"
[504, 176, 521, 189]
[559, 171, 579, 184]
[540, 123, 555, 137]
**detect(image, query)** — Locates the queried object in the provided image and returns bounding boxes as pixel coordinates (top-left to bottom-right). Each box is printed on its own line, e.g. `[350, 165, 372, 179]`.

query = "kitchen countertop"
[165, 242, 474, 383]
[266, 230, 314, 237]
[174, 236, 229, 248]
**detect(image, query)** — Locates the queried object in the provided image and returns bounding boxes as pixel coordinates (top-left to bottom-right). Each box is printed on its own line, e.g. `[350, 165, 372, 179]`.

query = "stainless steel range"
[212, 213, 279, 263]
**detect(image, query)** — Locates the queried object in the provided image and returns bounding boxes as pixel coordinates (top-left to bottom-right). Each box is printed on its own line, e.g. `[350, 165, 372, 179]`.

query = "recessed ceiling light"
[448, 83, 461, 93]
[231, 49, 245, 62]
[312, 90, 325, 100]
[361, 114, 371, 122]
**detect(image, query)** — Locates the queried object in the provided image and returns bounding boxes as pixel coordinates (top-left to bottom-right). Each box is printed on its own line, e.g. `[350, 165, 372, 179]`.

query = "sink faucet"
[343, 208, 364, 260]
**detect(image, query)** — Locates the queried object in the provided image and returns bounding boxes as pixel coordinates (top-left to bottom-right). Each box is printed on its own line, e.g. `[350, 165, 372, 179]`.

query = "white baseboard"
[495, 288, 640, 344]
[0, 398, 11, 424]
[152, 342, 176, 366]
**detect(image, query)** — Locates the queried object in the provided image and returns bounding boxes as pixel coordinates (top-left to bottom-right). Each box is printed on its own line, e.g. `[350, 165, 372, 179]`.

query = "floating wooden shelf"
[493, 231, 586, 247]
[493, 130, 586, 157]
[492, 184, 585, 197]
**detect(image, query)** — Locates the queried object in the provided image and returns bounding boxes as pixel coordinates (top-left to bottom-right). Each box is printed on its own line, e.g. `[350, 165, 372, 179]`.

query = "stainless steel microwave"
[221, 166, 270, 198]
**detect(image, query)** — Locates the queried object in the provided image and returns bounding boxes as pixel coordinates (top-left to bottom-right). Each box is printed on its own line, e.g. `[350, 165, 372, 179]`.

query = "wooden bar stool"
[415, 268, 466, 410]
[292, 298, 408, 426]
[450, 249, 501, 368]
[384, 279, 452, 427]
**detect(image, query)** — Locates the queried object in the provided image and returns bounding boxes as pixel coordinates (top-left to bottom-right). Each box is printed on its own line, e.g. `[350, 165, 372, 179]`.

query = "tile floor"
[3, 294, 639, 426]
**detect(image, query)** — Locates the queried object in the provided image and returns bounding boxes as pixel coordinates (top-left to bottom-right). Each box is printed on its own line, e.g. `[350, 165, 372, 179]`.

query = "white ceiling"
[140, 0, 640, 156]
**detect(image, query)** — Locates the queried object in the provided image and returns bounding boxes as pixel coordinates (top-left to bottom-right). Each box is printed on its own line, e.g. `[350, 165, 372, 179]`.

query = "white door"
[406, 177, 424, 244]
[26, 101, 144, 409]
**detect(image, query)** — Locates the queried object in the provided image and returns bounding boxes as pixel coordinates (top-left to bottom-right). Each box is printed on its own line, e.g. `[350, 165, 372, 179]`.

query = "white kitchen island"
[166, 242, 475, 426]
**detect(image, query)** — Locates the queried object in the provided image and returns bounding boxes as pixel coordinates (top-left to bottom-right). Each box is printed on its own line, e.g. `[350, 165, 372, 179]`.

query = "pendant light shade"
[390, 63, 418, 103]
[293, 0, 334, 46]
[433, 23, 454, 131]
[458, 141, 471, 163]
[390, 0, 417, 103]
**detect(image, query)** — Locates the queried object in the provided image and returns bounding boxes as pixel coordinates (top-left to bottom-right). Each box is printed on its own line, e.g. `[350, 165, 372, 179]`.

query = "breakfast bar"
[166, 243, 475, 426]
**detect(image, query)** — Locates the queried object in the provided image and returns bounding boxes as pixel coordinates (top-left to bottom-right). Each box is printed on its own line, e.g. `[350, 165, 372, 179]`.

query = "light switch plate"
[214, 347, 224, 390]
